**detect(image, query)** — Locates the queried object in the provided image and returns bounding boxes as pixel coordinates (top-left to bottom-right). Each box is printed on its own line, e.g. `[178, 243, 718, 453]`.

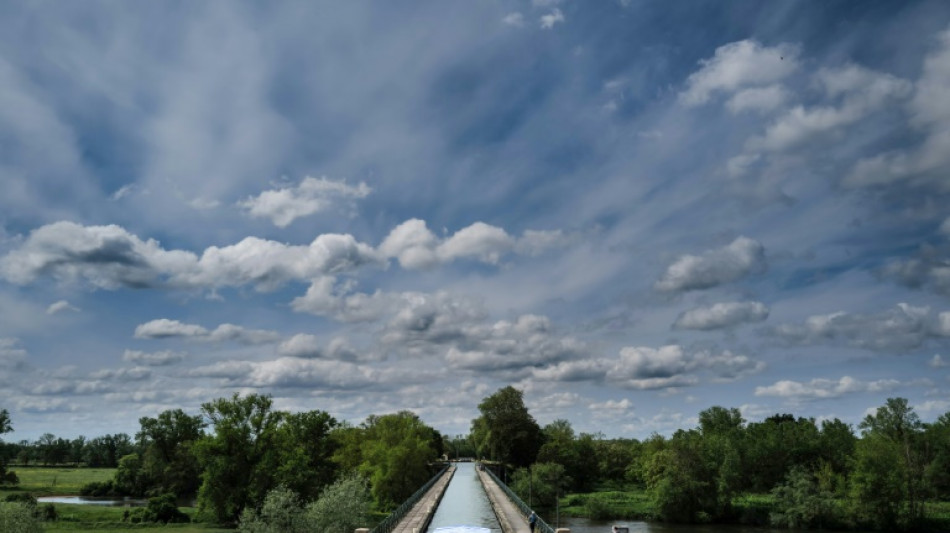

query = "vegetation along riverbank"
[2, 389, 950, 531]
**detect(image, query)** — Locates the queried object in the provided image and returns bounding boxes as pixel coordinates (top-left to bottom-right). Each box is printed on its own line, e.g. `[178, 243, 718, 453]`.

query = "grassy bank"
[0, 466, 116, 498]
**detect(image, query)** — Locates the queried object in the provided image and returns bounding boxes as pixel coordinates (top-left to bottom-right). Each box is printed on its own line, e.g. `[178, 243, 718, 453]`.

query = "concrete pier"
[475, 466, 532, 533]
[388, 465, 456, 533]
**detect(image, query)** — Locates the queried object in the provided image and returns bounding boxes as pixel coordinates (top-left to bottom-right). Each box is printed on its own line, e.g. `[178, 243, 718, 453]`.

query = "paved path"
[390, 465, 456, 533]
[475, 466, 532, 533]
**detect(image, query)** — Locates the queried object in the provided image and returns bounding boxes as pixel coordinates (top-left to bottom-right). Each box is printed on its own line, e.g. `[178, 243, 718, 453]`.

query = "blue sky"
[2, 1, 950, 441]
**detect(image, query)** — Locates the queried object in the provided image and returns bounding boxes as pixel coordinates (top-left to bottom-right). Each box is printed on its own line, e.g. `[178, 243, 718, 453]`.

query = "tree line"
[467, 388, 950, 531]
[3, 390, 950, 531]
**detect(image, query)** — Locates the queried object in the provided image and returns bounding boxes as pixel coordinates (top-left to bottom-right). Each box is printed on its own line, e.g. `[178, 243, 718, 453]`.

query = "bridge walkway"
[389, 464, 456, 533]
[475, 465, 532, 533]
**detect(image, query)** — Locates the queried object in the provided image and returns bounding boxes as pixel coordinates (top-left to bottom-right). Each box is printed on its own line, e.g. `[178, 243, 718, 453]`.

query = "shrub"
[0, 502, 43, 533]
[585, 496, 614, 520]
[80, 479, 117, 496]
[124, 493, 188, 524]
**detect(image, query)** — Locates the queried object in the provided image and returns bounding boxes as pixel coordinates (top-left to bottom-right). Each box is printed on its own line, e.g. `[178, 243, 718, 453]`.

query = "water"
[427, 462, 502, 533]
[36, 495, 147, 506]
[559, 516, 861, 533]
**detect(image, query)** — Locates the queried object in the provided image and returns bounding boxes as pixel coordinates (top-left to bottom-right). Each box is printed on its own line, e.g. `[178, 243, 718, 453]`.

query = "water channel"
[427, 462, 502, 533]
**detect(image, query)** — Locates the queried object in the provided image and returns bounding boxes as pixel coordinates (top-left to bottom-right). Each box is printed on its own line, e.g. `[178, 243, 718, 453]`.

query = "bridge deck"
[390, 465, 456, 533]
[475, 466, 531, 533]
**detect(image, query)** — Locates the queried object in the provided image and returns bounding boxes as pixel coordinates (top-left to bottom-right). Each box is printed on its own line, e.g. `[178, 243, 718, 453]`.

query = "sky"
[1, 0, 950, 442]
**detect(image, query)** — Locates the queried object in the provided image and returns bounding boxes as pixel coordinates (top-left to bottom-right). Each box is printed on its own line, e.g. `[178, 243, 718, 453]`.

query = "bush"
[124, 493, 188, 524]
[238, 486, 306, 533]
[584, 496, 614, 520]
[0, 502, 43, 533]
[81, 479, 117, 496]
[3, 493, 36, 505]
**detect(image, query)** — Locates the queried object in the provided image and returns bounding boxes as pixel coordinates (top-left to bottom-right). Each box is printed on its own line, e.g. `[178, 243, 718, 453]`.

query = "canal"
[427, 462, 502, 533]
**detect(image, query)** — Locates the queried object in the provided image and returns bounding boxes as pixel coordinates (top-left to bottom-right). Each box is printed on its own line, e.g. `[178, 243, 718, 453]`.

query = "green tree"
[744, 414, 821, 492]
[770, 466, 836, 529]
[194, 393, 285, 524]
[273, 410, 339, 501]
[471, 386, 541, 467]
[138, 409, 206, 497]
[923, 412, 950, 499]
[646, 429, 717, 523]
[511, 462, 569, 509]
[358, 411, 439, 509]
[304, 472, 371, 533]
[0, 409, 18, 486]
[238, 485, 306, 533]
[114, 453, 150, 495]
[851, 397, 926, 530]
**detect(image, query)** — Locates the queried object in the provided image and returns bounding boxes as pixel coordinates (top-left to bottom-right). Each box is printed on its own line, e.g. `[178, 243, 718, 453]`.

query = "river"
[428, 462, 503, 533]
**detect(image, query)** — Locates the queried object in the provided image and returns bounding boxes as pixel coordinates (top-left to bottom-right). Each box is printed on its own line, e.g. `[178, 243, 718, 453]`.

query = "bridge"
[358, 462, 570, 533]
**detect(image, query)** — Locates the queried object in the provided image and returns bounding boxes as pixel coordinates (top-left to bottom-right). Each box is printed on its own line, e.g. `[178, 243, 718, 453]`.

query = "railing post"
[356, 529, 370, 533]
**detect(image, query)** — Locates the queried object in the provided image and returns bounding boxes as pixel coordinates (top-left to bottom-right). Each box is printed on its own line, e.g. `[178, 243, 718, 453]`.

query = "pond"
[36, 495, 147, 507]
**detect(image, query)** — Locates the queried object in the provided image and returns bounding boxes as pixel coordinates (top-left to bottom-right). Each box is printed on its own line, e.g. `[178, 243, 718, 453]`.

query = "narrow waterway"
[427, 462, 502, 533]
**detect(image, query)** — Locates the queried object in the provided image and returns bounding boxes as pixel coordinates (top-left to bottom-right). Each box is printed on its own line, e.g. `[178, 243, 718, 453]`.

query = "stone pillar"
[355, 528, 370, 533]
[556, 529, 571, 533]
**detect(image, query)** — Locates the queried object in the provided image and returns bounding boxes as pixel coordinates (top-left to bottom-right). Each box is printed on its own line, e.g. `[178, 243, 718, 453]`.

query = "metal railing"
[482, 465, 555, 533]
[370, 464, 450, 533]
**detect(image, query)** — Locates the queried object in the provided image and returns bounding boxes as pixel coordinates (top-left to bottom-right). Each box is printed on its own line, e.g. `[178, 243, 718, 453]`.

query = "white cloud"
[755, 376, 902, 400]
[46, 300, 80, 315]
[655, 237, 766, 292]
[930, 354, 948, 368]
[189, 357, 379, 390]
[379, 219, 570, 269]
[134, 319, 280, 344]
[726, 85, 789, 114]
[122, 349, 186, 366]
[680, 40, 799, 106]
[673, 301, 769, 330]
[540, 8, 565, 29]
[749, 65, 911, 153]
[502, 12, 524, 27]
[589, 398, 632, 411]
[769, 303, 950, 352]
[239, 176, 371, 228]
[0, 337, 27, 367]
[277, 334, 362, 361]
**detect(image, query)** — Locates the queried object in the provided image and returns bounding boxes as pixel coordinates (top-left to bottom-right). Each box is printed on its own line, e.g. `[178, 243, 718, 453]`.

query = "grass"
[1, 466, 116, 497]
[559, 485, 655, 520]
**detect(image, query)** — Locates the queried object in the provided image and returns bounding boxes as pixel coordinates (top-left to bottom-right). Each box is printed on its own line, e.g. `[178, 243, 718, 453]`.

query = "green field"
[2, 467, 230, 531]
[1, 466, 116, 498]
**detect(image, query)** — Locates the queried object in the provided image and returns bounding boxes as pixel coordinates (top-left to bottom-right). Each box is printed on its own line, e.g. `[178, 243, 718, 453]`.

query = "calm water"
[427, 462, 502, 533]
[556, 516, 872, 533]
[37, 495, 146, 506]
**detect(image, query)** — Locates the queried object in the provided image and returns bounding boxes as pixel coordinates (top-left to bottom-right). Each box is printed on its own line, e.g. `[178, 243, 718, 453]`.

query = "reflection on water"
[427, 462, 502, 533]
[37, 495, 146, 506]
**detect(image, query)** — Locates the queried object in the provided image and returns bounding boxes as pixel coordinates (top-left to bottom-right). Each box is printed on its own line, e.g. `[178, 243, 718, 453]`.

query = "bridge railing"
[482, 465, 555, 533]
[370, 464, 450, 533]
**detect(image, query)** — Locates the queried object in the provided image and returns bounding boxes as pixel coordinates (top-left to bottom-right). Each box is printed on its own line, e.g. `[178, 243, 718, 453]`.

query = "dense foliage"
[3, 391, 949, 531]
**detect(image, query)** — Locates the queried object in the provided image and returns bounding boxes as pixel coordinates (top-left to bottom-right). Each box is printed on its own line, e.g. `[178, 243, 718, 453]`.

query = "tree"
[923, 412, 950, 499]
[137, 409, 205, 497]
[304, 472, 371, 533]
[646, 429, 717, 523]
[358, 411, 439, 508]
[511, 462, 569, 508]
[851, 397, 926, 529]
[194, 393, 284, 524]
[273, 410, 338, 501]
[238, 486, 306, 533]
[0, 409, 17, 486]
[0, 502, 43, 533]
[471, 386, 541, 467]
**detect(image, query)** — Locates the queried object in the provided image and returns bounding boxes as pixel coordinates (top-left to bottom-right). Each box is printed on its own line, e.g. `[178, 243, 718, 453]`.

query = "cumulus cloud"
[444, 315, 587, 372]
[655, 237, 766, 292]
[755, 376, 903, 400]
[134, 319, 280, 344]
[673, 301, 769, 330]
[277, 334, 363, 361]
[122, 349, 186, 366]
[189, 357, 379, 389]
[0, 221, 382, 291]
[880, 252, 950, 297]
[46, 300, 80, 315]
[749, 65, 911, 153]
[767, 303, 950, 353]
[239, 176, 371, 227]
[931, 354, 948, 368]
[680, 40, 799, 106]
[530, 344, 763, 391]
[379, 219, 569, 269]
[844, 27, 950, 190]
[540, 8, 565, 29]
